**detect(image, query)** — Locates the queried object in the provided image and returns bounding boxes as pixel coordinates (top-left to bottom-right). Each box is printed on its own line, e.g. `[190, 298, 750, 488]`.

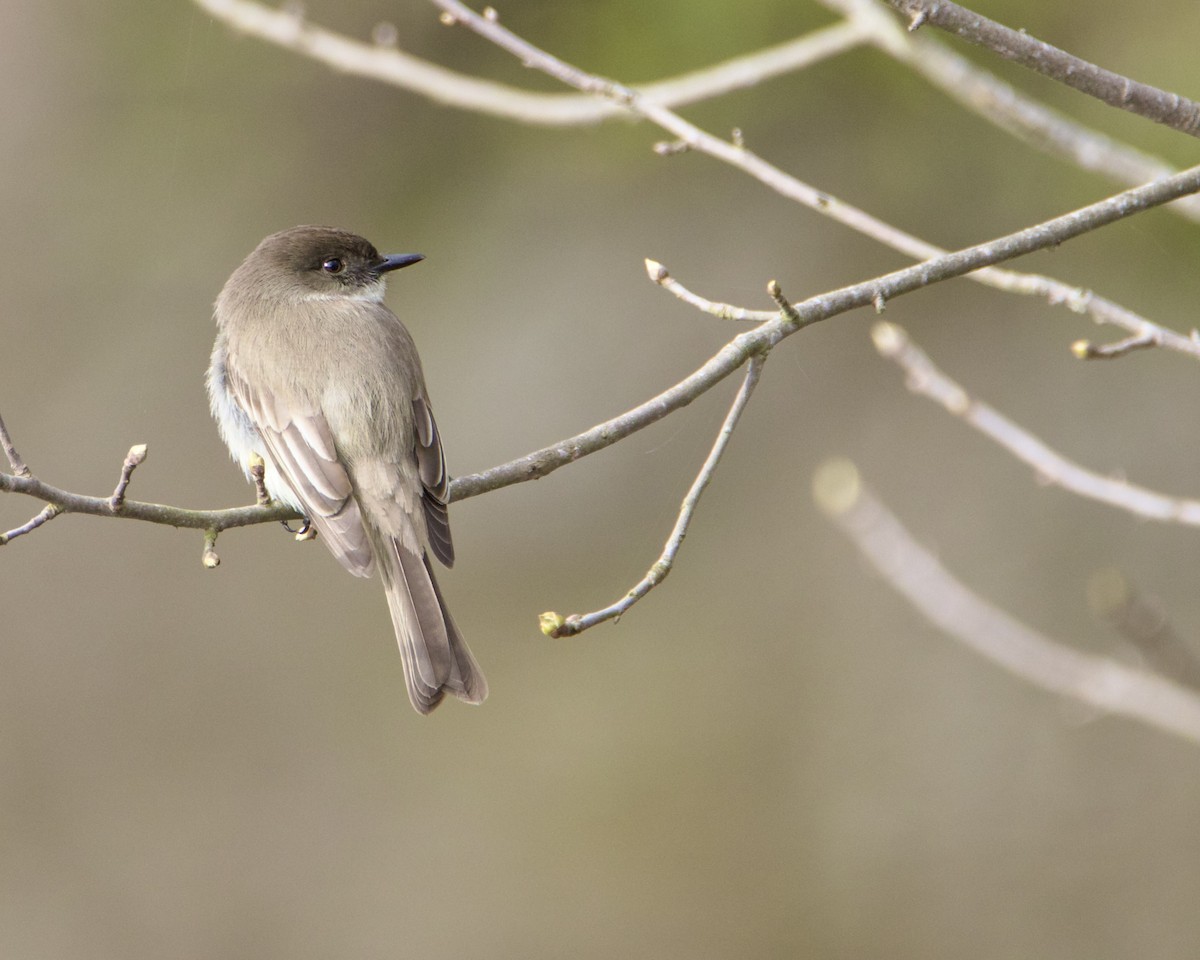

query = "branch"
[0, 409, 29, 477]
[454, 144, 1200, 495]
[1070, 332, 1159, 361]
[643, 258, 769, 322]
[884, 0, 1200, 138]
[540, 353, 765, 638]
[430, 0, 1200, 362]
[808, 0, 1200, 223]
[190, 0, 869, 125]
[1, 503, 61, 545]
[448, 314, 776, 499]
[109, 443, 148, 512]
[871, 321, 1200, 526]
[813, 459, 1200, 746]
[199, 0, 1200, 226]
[0, 458, 301, 532]
[900, 33, 1200, 221]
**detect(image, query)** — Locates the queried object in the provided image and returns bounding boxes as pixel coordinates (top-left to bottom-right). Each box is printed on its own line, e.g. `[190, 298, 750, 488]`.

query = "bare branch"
[202, 529, 221, 569]
[457, 152, 1200, 498]
[1070, 332, 1159, 361]
[813, 459, 1200, 746]
[431, 0, 1200, 361]
[109, 443, 148, 512]
[767, 280, 803, 325]
[644, 259, 771, 322]
[248, 453, 270, 506]
[0, 409, 29, 477]
[0, 467, 300, 532]
[884, 0, 1200, 138]
[872, 321, 1200, 525]
[200, 0, 1200, 225]
[811, 0, 1200, 221]
[190, 0, 869, 126]
[542, 354, 765, 638]
[899, 32, 1200, 221]
[448, 322, 773, 500]
[0, 503, 61, 546]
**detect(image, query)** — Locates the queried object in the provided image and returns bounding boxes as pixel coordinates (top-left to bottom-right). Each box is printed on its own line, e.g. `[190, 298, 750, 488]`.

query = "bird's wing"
[412, 395, 454, 567]
[226, 365, 375, 577]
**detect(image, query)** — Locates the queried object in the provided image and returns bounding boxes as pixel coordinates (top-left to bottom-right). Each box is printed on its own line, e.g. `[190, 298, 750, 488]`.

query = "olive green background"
[3, 1, 1200, 957]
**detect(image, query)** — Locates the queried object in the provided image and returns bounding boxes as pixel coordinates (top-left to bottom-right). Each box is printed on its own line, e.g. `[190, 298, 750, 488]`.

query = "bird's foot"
[283, 517, 318, 542]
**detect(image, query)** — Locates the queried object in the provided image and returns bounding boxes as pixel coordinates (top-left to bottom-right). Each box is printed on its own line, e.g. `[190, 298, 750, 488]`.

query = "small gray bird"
[207, 225, 487, 714]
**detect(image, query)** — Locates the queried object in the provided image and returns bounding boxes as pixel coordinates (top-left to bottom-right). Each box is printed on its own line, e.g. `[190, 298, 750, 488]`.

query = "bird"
[207, 225, 487, 714]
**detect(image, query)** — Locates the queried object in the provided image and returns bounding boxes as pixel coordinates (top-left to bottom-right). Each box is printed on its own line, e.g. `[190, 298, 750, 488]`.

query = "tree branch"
[808, 0, 1200, 222]
[814, 459, 1200, 746]
[197, 0, 1200, 225]
[454, 147, 1200, 494]
[0, 409, 29, 477]
[1070, 332, 1160, 361]
[643, 258, 769, 322]
[190, 0, 869, 126]
[1, 503, 62, 546]
[109, 444, 148, 512]
[0, 469, 301, 531]
[871, 321, 1200, 526]
[540, 354, 766, 638]
[884, 0, 1200, 138]
[900, 31, 1200, 221]
[430, 0, 1200, 362]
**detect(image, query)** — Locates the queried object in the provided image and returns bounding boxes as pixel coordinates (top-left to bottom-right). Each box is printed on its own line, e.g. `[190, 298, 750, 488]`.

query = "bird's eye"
[321, 258, 344, 274]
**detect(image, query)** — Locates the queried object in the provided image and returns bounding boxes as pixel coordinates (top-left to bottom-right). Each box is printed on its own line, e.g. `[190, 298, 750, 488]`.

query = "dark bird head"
[231, 225, 423, 303]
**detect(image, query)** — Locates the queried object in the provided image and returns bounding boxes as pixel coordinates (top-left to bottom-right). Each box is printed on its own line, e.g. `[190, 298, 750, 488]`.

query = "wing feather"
[226, 365, 375, 577]
[413, 396, 454, 567]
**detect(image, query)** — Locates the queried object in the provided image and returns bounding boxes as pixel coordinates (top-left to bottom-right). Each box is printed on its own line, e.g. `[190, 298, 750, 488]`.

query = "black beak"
[377, 253, 425, 274]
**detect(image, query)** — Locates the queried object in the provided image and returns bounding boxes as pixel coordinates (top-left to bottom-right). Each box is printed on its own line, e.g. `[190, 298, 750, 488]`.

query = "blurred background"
[3, 0, 1200, 956]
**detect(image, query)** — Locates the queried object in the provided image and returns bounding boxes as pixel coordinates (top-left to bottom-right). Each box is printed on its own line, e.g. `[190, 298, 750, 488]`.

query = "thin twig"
[871, 321, 1200, 525]
[644, 259, 769, 322]
[542, 354, 766, 638]
[431, 0, 1200, 361]
[767, 280, 803, 326]
[0, 409, 29, 477]
[248, 454, 270, 506]
[884, 0, 1200, 138]
[813, 458, 1200, 746]
[1070, 332, 1159, 360]
[191, 0, 870, 125]
[202, 529, 221, 568]
[0, 504, 61, 546]
[109, 443, 148, 512]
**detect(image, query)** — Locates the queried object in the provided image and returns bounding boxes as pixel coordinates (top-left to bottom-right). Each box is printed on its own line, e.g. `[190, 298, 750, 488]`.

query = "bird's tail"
[377, 537, 488, 714]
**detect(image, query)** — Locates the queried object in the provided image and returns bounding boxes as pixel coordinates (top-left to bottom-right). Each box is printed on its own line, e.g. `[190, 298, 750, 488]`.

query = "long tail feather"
[378, 537, 487, 714]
